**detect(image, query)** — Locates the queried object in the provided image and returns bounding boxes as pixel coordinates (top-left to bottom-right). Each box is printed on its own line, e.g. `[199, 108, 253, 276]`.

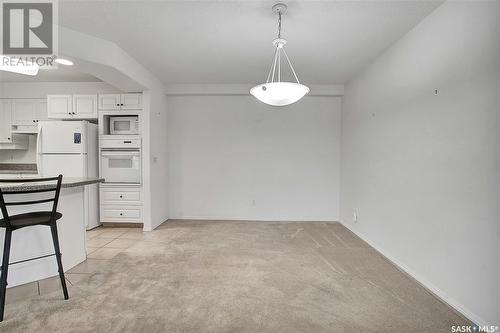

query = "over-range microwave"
[110, 116, 139, 135]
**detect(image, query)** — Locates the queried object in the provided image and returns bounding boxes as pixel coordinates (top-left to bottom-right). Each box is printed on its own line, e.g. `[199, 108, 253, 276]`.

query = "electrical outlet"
[353, 210, 358, 223]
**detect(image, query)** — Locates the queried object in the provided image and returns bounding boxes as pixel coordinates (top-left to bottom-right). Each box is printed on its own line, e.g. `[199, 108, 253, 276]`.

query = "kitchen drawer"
[100, 206, 142, 223]
[99, 138, 141, 148]
[100, 188, 142, 205]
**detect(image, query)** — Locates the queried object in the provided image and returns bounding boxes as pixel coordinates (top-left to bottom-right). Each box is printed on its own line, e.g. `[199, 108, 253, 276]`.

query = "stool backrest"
[0, 175, 63, 228]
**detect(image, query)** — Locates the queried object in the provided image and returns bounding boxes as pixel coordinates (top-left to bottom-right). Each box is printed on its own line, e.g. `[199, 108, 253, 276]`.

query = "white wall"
[0, 81, 120, 98]
[340, 0, 499, 325]
[167, 95, 341, 221]
[142, 90, 169, 231]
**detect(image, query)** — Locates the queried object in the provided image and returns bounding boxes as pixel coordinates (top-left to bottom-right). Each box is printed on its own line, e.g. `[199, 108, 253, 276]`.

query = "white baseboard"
[338, 220, 487, 327]
[166, 215, 338, 222]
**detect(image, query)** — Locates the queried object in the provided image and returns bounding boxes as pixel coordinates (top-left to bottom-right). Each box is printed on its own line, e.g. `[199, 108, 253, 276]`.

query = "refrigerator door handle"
[36, 124, 42, 176]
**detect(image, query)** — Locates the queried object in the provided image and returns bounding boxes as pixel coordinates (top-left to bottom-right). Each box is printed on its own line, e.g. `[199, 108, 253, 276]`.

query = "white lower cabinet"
[100, 186, 143, 224]
[101, 187, 142, 205]
[101, 206, 142, 222]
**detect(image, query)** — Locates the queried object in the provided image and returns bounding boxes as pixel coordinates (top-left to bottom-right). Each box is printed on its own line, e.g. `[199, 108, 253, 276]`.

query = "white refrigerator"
[37, 120, 100, 230]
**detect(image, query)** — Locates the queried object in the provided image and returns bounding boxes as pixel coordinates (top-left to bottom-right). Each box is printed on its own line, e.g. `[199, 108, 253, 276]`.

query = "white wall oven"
[100, 149, 141, 184]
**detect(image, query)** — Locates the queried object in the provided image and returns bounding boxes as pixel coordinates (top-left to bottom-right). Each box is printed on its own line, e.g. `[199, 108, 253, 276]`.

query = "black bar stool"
[0, 175, 68, 322]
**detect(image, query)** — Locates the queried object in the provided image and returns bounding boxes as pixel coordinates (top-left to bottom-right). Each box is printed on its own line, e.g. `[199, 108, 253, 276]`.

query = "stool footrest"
[7, 253, 57, 266]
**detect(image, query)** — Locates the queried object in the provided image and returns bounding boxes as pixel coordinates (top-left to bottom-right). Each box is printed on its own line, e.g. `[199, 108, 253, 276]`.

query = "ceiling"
[58, 1, 443, 85]
[0, 66, 101, 82]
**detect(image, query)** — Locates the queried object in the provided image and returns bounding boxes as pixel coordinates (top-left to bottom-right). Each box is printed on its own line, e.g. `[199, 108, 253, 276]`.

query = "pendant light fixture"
[250, 3, 309, 106]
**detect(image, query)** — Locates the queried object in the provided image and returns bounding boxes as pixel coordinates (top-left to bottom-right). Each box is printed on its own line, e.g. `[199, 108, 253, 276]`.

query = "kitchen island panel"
[0, 179, 102, 287]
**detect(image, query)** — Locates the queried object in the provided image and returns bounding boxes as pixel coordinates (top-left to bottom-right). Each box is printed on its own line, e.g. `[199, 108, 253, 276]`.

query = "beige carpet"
[1, 221, 468, 332]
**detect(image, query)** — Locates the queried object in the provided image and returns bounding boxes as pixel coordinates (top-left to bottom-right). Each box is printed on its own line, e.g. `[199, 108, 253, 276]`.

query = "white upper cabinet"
[48, 95, 73, 118]
[35, 100, 48, 122]
[0, 100, 13, 143]
[48, 94, 97, 119]
[10, 99, 48, 131]
[99, 93, 142, 110]
[73, 94, 97, 119]
[121, 94, 142, 110]
[12, 99, 36, 125]
[98, 94, 121, 110]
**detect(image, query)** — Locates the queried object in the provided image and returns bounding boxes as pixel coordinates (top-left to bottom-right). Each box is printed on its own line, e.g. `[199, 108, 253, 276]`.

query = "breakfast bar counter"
[0, 177, 104, 192]
[0, 177, 104, 287]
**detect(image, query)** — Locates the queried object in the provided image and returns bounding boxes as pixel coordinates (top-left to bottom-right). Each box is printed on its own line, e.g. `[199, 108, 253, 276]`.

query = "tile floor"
[85, 226, 142, 259]
[6, 226, 141, 304]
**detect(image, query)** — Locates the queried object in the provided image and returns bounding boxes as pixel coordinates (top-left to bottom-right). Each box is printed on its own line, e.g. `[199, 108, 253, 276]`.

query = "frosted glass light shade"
[250, 82, 309, 106]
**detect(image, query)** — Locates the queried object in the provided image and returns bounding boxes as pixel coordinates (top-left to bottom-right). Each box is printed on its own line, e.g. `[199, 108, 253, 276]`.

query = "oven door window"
[101, 151, 141, 184]
[108, 158, 133, 168]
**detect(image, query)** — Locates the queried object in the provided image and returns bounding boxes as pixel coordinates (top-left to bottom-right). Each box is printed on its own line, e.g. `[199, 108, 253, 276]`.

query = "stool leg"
[0, 229, 12, 322]
[50, 224, 69, 300]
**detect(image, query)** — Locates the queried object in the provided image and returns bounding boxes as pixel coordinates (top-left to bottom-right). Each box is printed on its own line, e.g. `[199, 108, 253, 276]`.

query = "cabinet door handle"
[121, 103, 124, 106]
[123, 140, 132, 144]
[33, 120, 36, 123]
[119, 213, 123, 216]
[7, 137, 10, 141]
[119, 195, 123, 199]
[116, 103, 120, 106]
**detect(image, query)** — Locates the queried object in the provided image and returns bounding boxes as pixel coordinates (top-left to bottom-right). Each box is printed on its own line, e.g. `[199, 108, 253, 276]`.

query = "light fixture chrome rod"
[282, 48, 300, 84]
[278, 48, 281, 82]
[277, 12, 282, 39]
[270, 46, 279, 83]
[266, 47, 279, 83]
